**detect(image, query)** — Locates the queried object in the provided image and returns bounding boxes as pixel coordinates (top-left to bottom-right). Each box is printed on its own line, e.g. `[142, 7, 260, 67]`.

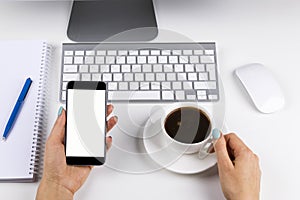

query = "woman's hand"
[36, 105, 117, 200]
[213, 130, 261, 200]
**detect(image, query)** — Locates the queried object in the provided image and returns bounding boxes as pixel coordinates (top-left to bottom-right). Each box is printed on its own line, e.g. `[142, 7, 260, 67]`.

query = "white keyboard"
[60, 43, 219, 102]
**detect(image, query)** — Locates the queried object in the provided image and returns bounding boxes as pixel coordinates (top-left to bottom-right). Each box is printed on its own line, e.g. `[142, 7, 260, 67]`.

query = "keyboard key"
[97, 50, 106, 55]
[142, 64, 152, 72]
[183, 50, 193, 55]
[198, 95, 207, 100]
[200, 56, 215, 63]
[62, 82, 68, 90]
[197, 90, 207, 96]
[113, 73, 123, 81]
[116, 56, 126, 64]
[135, 73, 144, 81]
[86, 50, 95, 56]
[61, 91, 66, 101]
[183, 82, 193, 89]
[208, 94, 218, 100]
[79, 65, 88, 72]
[188, 73, 197, 80]
[153, 64, 162, 72]
[194, 50, 203, 55]
[106, 56, 115, 64]
[194, 81, 216, 89]
[175, 91, 185, 100]
[127, 56, 136, 64]
[75, 51, 84, 56]
[63, 65, 77, 73]
[111, 64, 120, 72]
[158, 56, 168, 64]
[95, 56, 105, 64]
[129, 82, 139, 90]
[140, 82, 150, 90]
[189, 56, 199, 64]
[118, 82, 128, 90]
[156, 73, 165, 81]
[209, 70, 216, 80]
[195, 64, 205, 72]
[145, 73, 155, 81]
[174, 64, 184, 72]
[64, 57, 73, 64]
[137, 56, 147, 64]
[162, 91, 174, 100]
[124, 73, 134, 81]
[108, 82, 117, 90]
[185, 64, 194, 72]
[169, 56, 178, 63]
[205, 50, 214, 55]
[129, 50, 138, 55]
[167, 73, 176, 81]
[81, 73, 91, 81]
[177, 73, 187, 81]
[199, 72, 208, 80]
[162, 50, 171, 55]
[140, 50, 149, 55]
[85, 56, 94, 64]
[64, 51, 73, 56]
[118, 50, 128, 55]
[161, 82, 171, 90]
[100, 65, 109, 72]
[164, 64, 173, 72]
[63, 73, 80, 81]
[148, 56, 157, 64]
[74, 56, 83, 64]
[187, 95, 196, 100]
[150, 50, 160, 55]
[121, 64, 131, 72]
[179, 56, 189, 64]
[172, 50, 181, 55]
[90, 65, 99, 73]
[107, 50, 117, 56]
[92, 74, 101, 81]
[172, 82, 182, 90]
[151, 82, 161, 90]
[206, 64, 216, 71]
[102, 73, 112, 81]
[132, 65, 142, 72]
[108, 91, 160, 100]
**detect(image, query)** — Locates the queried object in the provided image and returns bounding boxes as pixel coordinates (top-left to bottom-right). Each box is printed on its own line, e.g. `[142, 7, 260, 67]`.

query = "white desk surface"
[1, 0, 300, 199]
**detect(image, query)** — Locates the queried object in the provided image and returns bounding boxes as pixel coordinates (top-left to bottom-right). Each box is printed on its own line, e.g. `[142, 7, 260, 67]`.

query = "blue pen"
[2, 78, 32, 141]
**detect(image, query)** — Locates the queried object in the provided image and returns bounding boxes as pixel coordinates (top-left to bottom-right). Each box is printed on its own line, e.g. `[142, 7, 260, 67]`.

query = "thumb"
[48, 107, 66, 144]
[213, 129, 234, 171]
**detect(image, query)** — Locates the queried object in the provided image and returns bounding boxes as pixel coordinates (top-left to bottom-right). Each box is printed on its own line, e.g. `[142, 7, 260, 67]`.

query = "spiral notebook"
[0, 40, 51, 182]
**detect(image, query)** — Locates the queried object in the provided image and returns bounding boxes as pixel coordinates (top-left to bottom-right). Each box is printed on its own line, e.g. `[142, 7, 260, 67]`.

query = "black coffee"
[164, 107, 211, 144]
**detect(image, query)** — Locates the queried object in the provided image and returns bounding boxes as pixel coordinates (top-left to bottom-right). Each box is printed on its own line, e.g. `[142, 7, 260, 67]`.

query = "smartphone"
[65, 81, 107, 165]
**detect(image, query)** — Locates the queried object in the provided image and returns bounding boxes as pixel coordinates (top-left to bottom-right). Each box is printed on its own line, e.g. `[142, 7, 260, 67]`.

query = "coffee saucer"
[142, 117, 217, 174]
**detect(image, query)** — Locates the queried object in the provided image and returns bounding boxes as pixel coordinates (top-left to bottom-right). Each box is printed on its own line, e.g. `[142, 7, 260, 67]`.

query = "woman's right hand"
[213, 130, 261, 200]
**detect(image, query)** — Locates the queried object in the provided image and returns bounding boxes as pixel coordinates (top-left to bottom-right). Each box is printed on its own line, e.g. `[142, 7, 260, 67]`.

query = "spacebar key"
[108, 91, 161, 100]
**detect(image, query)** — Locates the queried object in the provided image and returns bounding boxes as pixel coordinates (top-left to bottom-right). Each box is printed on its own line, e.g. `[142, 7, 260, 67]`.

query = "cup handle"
[198, 136, 214, 160]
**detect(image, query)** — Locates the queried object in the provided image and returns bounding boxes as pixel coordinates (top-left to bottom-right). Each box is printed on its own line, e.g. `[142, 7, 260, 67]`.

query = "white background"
[0, 0, 300, 199]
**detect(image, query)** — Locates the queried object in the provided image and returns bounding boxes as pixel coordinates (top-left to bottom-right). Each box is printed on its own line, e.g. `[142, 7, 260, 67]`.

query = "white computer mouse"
[235, 63, 285, 113]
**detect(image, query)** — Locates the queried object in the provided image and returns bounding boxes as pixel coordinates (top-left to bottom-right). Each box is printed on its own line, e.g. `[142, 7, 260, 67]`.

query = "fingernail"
[58, 106, 63, 116]
[114, 116, 118, 121]
[212, 128, 220, 139]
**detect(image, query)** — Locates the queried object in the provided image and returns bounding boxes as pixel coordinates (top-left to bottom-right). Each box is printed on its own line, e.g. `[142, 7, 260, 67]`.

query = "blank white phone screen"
[66, 89, 106, 157]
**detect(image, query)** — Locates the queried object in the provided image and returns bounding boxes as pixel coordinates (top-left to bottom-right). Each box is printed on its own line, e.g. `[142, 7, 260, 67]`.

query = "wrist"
[36, 179, 74, 200]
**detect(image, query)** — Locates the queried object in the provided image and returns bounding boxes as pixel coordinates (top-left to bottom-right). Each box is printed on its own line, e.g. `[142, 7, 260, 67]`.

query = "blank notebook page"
[0, 40, 49, 182]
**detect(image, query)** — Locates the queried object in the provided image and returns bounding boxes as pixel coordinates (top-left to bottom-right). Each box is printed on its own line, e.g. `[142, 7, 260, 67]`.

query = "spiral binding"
[29, 42, 52, 180]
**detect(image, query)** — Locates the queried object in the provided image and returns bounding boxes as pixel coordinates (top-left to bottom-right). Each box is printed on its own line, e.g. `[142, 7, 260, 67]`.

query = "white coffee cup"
[148, 103, 215, 159]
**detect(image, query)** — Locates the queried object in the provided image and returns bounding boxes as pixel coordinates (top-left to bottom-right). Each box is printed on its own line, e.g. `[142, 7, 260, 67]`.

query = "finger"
[106, 136, 112, 151]
[47, 107, 66, 145]
[213, 129, 234, 171]
[107, 104, 114, 117]
[107, 116, 118, 132]
[224, 133, 250, 158]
